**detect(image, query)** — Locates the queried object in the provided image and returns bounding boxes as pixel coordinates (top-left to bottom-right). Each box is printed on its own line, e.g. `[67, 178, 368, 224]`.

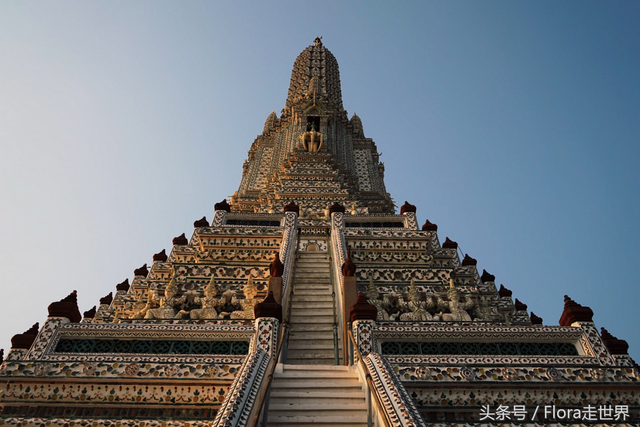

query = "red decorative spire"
[172, 233, 188, 246]
[559, 295, 594, 326]
[83, 306, 97, 319]
[134, 263, 149, 277]
[461, 254, 477, 266]
[254, 291, 282, 322]
[116, 278, 130, 292]
[349, 293, 378, 322]
[214, 199, 231, 212]
[530, 312, 543, 325]
[400, 201, 416, 214]
[153, 249, 167, 262]
[283, 201, 299, 215]
[480, 269, 495, 283]
[194, 216, 209, 227]
[269, 252, 284, 277]
[10, 323, 39, 349]
[329, 202, 346, 214]
[498, 284, 512, 298]
[442, 237, 458, 249]
[48, 290, 82, 323]
[514, 298, 528, 311]
[421, 219, 437, 231]
[600, 328, 629, 355]
[99, 292, 113, 306]
[341, 247, 356, 277]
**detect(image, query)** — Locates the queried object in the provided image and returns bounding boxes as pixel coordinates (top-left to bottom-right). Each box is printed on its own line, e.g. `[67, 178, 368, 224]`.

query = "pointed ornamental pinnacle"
[349, 293, 378, 322]
[400, 201, 416, 215]
[461, 254, 477, 266]
[0, 349, 3, 364]
[48, 290, 82, 323]
[269, 252, 284, 278]
[283, 201, 299, 215]
[481, 269, 495, 283]
[99, 292, 113, 306]
[83, 306, 97, 319]
[442, 237, 458, 249]
[421, 219, 438, 231]
[559, 295, 594, 326]
[600, 327, 629, 355]
[342, 247, 356, 277]
[262, 111, 278, 135]
[254, 291, 282, 322]
[11, 323, 39, 349]
[530, 312, 543, 325]
[172, 233, 188, 246]
[286, 39, 343, 110]
[350, 113, 364, 138]
[116, 278, 130, 292]
[329, 202, 346, 215]
[214, 199, 231, 212]
[514, 298, 528, 311]
[194, 216, 209, 228]
[498, 284, 512, 298]
[153, 249, 168, 262]
[134, 264, 149, 277]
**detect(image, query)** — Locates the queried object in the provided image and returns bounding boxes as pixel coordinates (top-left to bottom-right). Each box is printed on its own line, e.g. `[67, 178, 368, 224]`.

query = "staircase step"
[288, 341, 334, 350]
[290, 325, 334, 333]
[269, 389, 364, 402]
[285, 351, 337, 362]
[288, 330, 333, 339]
[288, 316, 333, 324]
[293, 289, 332, 296]
[291, 295, 333, 302]
[293, 283, 331, 289]
[281, 364, 350, 372]
[267, 414, 367, 426]
[272, 378, 362, 392]
[290, 309, 334, 317]
[269, 403, 366, 412]
[291, 301, 334, 309]
[275, 371, 357, 380]
[294, 278, 331, 283]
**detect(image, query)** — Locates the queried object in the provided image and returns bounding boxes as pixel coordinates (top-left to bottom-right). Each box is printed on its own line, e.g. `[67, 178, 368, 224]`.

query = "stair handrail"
[280, 239, 299, 363]
[348, 329, 427, 427]
[250, 235, 299, 427]
[250, 319, 288, 427]
[328, 233, 341, 365]
[327, 229, 348, 365]
[348, 328, 388, 427]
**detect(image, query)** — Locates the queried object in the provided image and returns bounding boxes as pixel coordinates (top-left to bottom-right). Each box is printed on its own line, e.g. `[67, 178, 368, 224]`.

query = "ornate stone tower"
[231, 37, 394, 216]
[0, 39, 638, 427]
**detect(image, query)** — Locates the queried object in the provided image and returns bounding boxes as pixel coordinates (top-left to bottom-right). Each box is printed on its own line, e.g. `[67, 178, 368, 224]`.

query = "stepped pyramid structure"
[1, 38, 638, 426]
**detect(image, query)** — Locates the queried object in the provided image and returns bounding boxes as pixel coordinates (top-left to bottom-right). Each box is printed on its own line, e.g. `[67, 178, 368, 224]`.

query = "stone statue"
[130, 289, 159, 319]
[382, 291, 403, 321]
[437, 279, 474, 322]
[144, 279, 190, 319]
[300, 128, 323, 152]
[366, 277, 390, 321]
[230, 277, 262, 319]
[189, 277, 221, 319]
[399, 279, 437, 321]
[473, 295, 493, 321]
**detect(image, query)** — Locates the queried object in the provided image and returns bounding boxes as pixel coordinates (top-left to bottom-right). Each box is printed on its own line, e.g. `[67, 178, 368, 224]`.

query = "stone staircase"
[286, 250, 339, 365]
[266, 364, 368, 427]
[264, 249, 367, 426]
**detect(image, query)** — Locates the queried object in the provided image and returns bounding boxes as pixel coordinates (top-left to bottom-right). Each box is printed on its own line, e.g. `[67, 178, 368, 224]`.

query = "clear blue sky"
[1, 1, 639, 361]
